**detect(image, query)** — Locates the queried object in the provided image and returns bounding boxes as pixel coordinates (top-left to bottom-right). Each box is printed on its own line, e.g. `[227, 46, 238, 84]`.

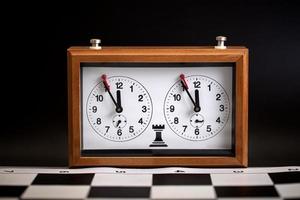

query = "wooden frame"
[68, 46, 248, 167]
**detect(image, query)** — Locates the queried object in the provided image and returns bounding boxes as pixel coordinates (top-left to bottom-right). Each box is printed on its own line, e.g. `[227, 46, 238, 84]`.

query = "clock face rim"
[85, 75, 154, 142]
[163, 74, 231, 142]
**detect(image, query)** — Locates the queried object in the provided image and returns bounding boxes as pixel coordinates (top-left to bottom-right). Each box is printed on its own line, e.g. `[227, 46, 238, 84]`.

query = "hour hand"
[194, 89, 201, 112]
[116, 90, 123, 113]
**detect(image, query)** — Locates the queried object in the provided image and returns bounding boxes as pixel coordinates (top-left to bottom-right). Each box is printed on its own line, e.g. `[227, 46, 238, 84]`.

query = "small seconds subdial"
[87, 76, 153, 142]
[164, 75, 230, 141]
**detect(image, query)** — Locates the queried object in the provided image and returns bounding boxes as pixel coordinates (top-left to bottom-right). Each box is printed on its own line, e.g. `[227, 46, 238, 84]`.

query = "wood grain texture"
[67, 46, 248, 167]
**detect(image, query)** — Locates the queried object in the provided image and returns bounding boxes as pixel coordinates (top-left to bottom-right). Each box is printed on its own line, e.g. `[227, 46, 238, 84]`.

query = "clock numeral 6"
[117, 129, 122, 136]
[195, 128, 200, 135]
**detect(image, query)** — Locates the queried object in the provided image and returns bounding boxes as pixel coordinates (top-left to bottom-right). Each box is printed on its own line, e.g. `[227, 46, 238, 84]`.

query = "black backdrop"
[1, 1, 300, 166]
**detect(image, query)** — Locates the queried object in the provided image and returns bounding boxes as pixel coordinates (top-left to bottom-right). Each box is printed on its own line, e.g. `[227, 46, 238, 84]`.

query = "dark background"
[1, 1, 300, 167]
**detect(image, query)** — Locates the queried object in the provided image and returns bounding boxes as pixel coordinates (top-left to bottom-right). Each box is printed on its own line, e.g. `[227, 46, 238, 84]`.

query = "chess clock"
[68, 37, 248, 167]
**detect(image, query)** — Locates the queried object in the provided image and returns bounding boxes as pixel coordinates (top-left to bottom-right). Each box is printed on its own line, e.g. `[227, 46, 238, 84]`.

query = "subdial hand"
[179, 74, 200, 112]
[101, 74, 123, 113]
[116, 120, 122, 128]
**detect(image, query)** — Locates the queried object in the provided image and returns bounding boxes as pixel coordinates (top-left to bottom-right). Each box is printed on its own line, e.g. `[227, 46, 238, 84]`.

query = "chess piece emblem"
[149, 124, 168, 147]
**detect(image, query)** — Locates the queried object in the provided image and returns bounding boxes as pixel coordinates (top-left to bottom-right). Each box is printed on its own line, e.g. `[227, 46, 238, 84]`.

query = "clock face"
[81, 64, 233, 152]
[86, 76, 153, 142]
[164, 75, 230, 141]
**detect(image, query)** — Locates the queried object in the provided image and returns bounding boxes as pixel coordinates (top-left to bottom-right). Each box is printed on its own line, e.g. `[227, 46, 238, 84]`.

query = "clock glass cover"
[81, 63, 235, 156]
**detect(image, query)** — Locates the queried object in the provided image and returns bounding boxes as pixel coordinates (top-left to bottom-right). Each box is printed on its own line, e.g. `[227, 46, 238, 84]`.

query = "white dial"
[86, 76, 153, 142]
[164, 75, 230, 141]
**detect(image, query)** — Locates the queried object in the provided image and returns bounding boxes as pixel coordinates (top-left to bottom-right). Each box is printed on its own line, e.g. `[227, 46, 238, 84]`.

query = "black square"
[89, 187, 150, 198]
[0, 186, 27, 197]
[32, 173, 94, 185]
[269, 172, 300, 184]
[215, 186, 279, 197]
[153, 174, 211, 185]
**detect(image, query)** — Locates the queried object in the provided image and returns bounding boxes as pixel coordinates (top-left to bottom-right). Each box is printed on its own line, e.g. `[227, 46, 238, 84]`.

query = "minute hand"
[181, 80, 196, 106]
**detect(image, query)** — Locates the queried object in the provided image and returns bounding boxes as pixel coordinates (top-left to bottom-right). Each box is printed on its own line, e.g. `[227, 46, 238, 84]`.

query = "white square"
[275, 183, 300, 198]
[211, 173, 273, 186]
[0, 174, 36, 186]
[151, 186, 215, 199]
[92, 174, 152, 186]
[21, 185, 90, 199]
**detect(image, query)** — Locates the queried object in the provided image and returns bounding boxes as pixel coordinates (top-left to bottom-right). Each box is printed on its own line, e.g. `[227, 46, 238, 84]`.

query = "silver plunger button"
[215, 36, 227, 49]
[90, 39, 101, 49]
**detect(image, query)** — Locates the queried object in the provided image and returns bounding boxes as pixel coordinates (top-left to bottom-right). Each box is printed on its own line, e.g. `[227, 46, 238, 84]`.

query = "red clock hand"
[101, 74, 122, 113]
[179, 74, 200, 112]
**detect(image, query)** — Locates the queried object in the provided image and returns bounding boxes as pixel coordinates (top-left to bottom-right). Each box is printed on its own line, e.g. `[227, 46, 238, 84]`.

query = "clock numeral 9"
[129, 126, 134, 133]
[117, 129, 122, 136]
[96, 118, 101, 125]
[173, 94, 181, 101]
[116, 82, 123, 89]
[195, 128, 200, 135]
[219, 105, 225, 111]
[95, 95, 103, 102]
[174, 117, 179, 124]
[193, 81, 201, 88]
[170, 105, 175, 112]
[92, 106, 97, 113]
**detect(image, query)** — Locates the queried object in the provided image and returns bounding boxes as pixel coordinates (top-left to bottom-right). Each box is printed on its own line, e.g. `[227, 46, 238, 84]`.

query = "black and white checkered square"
[0, 167, 299, 199]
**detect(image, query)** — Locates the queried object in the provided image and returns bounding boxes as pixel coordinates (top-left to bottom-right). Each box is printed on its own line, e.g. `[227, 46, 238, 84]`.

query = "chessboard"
[0, 166, 299, 199]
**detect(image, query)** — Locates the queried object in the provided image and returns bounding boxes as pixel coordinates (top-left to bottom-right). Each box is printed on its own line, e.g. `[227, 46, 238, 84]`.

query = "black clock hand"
[194, 89, 201, 112]
[181, 80, 196, 106]
[101, 74, 122, 113]
[116, 90, 123, 113]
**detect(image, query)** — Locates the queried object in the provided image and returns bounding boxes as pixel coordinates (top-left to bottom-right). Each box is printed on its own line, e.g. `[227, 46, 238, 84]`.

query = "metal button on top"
[90, 39, 102, 49]
[215, 36, 227, 49]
